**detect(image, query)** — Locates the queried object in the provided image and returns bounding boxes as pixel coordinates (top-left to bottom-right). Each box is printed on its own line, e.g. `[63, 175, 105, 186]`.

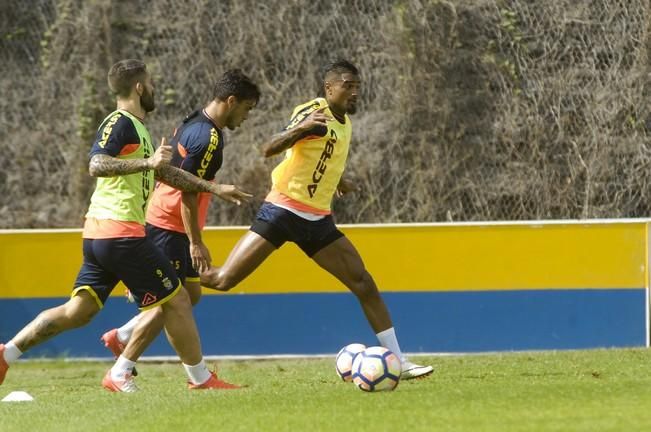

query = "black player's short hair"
[322, 59, 359, 80]
[213, 69, 261, 103]
[108, 59, 148, 98]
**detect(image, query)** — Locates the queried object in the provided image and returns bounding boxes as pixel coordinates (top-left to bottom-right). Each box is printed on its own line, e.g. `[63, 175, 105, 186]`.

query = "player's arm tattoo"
[262, 119, 327, 157]
[261, 127, 311, 157]
[155, 165, 217, 193]
[89, 154, 151, 177]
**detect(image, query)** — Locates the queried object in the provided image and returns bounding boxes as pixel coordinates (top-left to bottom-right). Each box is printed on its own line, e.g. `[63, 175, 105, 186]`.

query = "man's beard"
[140, 90, 155, 113]
[346, 100, 357, 115]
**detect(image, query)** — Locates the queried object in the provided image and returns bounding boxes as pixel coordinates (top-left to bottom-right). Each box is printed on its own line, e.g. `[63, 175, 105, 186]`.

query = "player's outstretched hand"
[301, 107, 332, 130]
[149, 137, 173, 170]
[336, 178, 357, 197]
[190, 241, 212, 274]
[214, 184, 253, 205]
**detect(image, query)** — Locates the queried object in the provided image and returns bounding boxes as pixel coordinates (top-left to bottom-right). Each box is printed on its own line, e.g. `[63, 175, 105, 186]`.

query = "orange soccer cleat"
[0, 344, 9, 385]
[100, 329, 125, 358]
[188, 371, 241, 390]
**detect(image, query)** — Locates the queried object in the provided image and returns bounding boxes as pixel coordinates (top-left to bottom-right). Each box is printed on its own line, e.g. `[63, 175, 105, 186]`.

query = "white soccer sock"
[183, 359, 211, 385]
[117, 314, 141, 344]
[376, 327, 406, 362]
[3, 341, 23, 364]
[110, 355, 137, 381]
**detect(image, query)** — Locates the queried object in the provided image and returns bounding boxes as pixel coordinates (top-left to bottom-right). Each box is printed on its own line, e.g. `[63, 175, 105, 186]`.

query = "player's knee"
[219, 270, 238, 291]
[64, 297, 99, 327]
[164, 288, 193, 313]
[63, 307, 96, 328]
[174, 288, 192, 306]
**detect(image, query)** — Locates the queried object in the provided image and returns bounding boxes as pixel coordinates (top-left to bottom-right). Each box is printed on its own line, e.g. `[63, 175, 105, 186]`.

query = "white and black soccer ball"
[335, 343, 366, 382]
[351, 346, 401, 392]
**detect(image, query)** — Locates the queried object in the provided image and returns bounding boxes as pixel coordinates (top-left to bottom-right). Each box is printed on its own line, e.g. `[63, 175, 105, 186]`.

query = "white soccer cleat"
[400, 361, 434, 380]
[102, 370, 139, 393]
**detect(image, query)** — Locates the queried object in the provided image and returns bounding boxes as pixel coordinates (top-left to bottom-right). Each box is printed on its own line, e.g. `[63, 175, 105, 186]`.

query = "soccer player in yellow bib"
[0, 59, 251, 392]
[201, 59, 433, 380]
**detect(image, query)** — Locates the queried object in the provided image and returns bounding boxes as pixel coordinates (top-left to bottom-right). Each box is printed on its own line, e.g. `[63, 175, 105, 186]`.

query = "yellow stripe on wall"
[0, 222, 647, 298]
[0, 231, 86, 299]
[342, 223, 647, 291]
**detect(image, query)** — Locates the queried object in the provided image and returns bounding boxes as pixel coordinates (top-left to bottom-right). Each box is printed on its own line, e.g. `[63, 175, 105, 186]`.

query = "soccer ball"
[351, 346, 402, 392]
[335, 343, 366, 382]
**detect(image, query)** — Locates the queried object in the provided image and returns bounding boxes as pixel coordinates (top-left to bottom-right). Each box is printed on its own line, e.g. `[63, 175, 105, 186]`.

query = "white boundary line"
[16, 353, 446, 363]
[14, 348, 643, 364]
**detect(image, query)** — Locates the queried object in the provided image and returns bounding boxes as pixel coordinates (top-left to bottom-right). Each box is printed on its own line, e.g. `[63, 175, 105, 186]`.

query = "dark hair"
[107, 59, 148, 98]
[323, 59, 359, 79]
[213, 69, 261, 103]
[318, 59, 359, 96]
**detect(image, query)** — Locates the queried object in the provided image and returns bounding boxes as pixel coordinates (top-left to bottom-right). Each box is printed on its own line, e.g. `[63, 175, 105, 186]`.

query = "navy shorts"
[250, 202, 344, 257]
[146, 223, 199, 284]
[73, 237, 181, 310]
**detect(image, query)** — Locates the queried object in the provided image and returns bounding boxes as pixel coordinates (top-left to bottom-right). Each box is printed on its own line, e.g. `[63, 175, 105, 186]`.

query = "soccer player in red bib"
[100, 70, 260, 382]
[200, 59, 433, 380]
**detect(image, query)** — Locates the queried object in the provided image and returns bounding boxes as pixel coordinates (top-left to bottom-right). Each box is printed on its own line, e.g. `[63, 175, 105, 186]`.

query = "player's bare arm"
[261, 107, 332, 157]
[157, 167, 252, 205]
[181, 192, 212, 272]
[143, 137, 250, 203]
[88, 140, 171, 177]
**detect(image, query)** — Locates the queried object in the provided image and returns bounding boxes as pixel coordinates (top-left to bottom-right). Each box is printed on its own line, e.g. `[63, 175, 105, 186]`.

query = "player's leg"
[1, 239, 115, 385]
[101, 225, 179, 355]
[311, 235, 392, 332]
[101, 226, 199, 370]
[100, 314, 141, 362]
[117, 281, 201, 364]
[159, 287, 239, 390]
[309, 230, 433, 380]
[0, 291, 102, 384]
[122, 230, 202, 361]
[200, 231, 276, 290]
[201, 202, 287, 291]
[10, 291, 101, 352]
[115, 284, 202, 366]
[185, 281, 202, 306]
[101, 237, 237, 391]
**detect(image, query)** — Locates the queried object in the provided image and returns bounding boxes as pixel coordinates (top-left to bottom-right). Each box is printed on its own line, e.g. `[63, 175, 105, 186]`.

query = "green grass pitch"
[2, 349, 651, 431]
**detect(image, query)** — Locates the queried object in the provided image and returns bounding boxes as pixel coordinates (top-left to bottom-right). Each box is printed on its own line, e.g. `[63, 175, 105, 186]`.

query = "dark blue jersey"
[90, 112, 142, 158]
[170, 110, 224, 180]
